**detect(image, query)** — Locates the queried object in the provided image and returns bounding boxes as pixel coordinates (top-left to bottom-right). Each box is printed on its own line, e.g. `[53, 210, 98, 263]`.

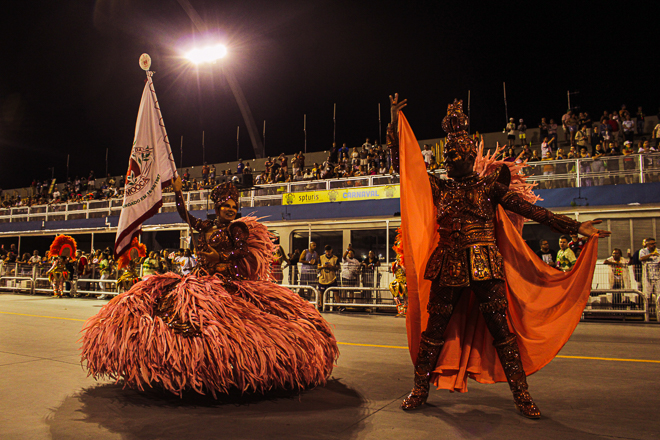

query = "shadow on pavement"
[47, 379, 367, 440]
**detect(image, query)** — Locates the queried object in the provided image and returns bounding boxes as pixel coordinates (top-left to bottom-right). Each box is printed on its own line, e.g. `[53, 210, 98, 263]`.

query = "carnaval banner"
[282, 185, 400, 205]
[114, 72, 176, 258]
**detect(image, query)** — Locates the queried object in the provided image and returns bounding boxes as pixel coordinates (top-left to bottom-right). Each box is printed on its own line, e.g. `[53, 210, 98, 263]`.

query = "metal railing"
[322, 287, 396, 312]
[1, 153, 658, 222]
[585, 262, 658, 321]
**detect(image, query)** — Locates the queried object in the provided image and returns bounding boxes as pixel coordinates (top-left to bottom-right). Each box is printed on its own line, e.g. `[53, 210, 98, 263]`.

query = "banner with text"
[282, 185, 400, 205]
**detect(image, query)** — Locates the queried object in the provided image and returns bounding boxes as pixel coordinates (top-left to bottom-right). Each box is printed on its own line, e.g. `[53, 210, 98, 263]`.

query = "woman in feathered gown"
[81, 178, 338, 397]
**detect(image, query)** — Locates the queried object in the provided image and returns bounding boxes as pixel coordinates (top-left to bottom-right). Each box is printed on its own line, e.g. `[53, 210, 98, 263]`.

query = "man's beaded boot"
[401, 336, 444, 410]
[494, 334, 541, 419]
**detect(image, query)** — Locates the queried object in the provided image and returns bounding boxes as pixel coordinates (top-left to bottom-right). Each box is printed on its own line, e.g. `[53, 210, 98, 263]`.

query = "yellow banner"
[282, 185, 400, 205]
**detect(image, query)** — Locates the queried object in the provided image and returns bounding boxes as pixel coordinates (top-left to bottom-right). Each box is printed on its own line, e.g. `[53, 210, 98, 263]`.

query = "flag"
[114, 72, 176, 258]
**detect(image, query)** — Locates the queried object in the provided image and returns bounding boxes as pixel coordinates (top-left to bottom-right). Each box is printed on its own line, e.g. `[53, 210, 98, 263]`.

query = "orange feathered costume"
[398, 112, 598, 392]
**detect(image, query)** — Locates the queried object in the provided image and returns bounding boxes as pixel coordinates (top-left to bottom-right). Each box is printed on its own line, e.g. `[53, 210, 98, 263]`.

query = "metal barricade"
[75, 278, 119, 297]
[323, 286, 396, 312]
[0, 263, 34, 293]
[585, 262, 648, 321]
[278, 284, 319, 309]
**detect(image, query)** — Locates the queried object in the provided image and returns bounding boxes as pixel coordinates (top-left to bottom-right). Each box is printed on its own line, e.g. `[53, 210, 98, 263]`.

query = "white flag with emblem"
[115, 72, 176, 258]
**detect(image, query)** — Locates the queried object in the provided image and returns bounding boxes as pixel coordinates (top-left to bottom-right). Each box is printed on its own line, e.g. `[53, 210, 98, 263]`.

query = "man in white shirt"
[639, 238, 660, 304]
[421, 145, 433, 167]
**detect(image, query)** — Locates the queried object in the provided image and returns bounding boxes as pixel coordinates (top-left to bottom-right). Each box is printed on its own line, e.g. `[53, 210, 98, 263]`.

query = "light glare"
[185, 44, 228, 64]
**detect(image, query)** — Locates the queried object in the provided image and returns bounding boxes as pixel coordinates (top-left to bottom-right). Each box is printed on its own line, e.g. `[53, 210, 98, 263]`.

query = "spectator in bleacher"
[622, 115, 635, 144]
[548, 119, 559, 151]
[539, 118, 549, 142]
[591, 144, 606, 186]
[517, 119, 527, 146]
[275, 167, 287, 183]
[568, 233, 588, 258]
[621, 141, 636, 184]
[649, 120, 660, 149]
[639, 238, 660, 302]
[350, 147, 359, 168]
[561, 110, 571, 144]
[503, 146, 516, 162]
[339, 143, 349, 159]
[277, 153, 288, 174]
[264, 157, 273, 176]
[209, 164, 216, 183]
[253, 171, 263, 185]
[605, 142, 621, 185]
[554, 148, 568, 188]
[291, 152, 302, 176]
[583, 112, 593, 144]
[535, 239, 556, 266]
[619, 104, 631, 121]
[608, 113, 620, 142]
[528, 150, 540, 175]
[579, 147, 592, 186]
[575, 124, 589, 150]
[556, 235, 577, 272]
[541, 137, 553, 159]
[362, 138, 373, 151]
[359, 144, 369, 168]
[293, 169, 305, 181]
[505, 117, 516, 147]
[312, 162, 321, 180]
[183, 169, 190, 183]
[603, 248, 630, 290]
[541, 151, 554, 189]
[236, 159, 244, 175]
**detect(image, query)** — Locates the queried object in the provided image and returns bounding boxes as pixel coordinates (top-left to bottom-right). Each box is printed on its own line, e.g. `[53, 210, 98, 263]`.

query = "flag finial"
[139, 53, 152, 71]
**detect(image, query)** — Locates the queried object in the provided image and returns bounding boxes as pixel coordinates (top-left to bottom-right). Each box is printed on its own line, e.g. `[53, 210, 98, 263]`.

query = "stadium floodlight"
[185, 44, 227, 64]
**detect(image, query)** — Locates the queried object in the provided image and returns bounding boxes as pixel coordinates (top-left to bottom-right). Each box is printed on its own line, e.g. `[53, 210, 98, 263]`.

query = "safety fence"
[586, 262, 659, 321]
[3, 260, 658, 319]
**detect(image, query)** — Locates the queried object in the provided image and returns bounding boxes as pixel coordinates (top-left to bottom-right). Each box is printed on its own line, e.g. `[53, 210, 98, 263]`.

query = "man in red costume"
[388, 94, 610, 418]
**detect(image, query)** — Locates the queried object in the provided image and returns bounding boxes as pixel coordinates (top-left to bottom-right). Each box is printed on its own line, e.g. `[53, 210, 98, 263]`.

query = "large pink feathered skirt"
[81, 273, 339, 397]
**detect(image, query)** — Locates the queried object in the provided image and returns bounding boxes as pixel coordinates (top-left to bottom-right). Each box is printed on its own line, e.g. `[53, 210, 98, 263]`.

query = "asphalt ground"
[1, 293, 659, 440]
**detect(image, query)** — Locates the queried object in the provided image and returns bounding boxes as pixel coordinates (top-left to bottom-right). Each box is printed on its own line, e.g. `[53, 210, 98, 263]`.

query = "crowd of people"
[0, 244, 198, 299]
[1, 239, 389, 303]
[534, 234, 660, 308]
[1, 105, 659, 209]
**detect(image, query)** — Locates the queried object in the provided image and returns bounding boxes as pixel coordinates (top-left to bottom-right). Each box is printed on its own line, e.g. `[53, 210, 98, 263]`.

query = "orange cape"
[399, 112, 598, 392]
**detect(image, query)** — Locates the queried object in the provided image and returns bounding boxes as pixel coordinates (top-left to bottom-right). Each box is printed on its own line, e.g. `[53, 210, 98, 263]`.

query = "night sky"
[1, 0, 657, 190]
